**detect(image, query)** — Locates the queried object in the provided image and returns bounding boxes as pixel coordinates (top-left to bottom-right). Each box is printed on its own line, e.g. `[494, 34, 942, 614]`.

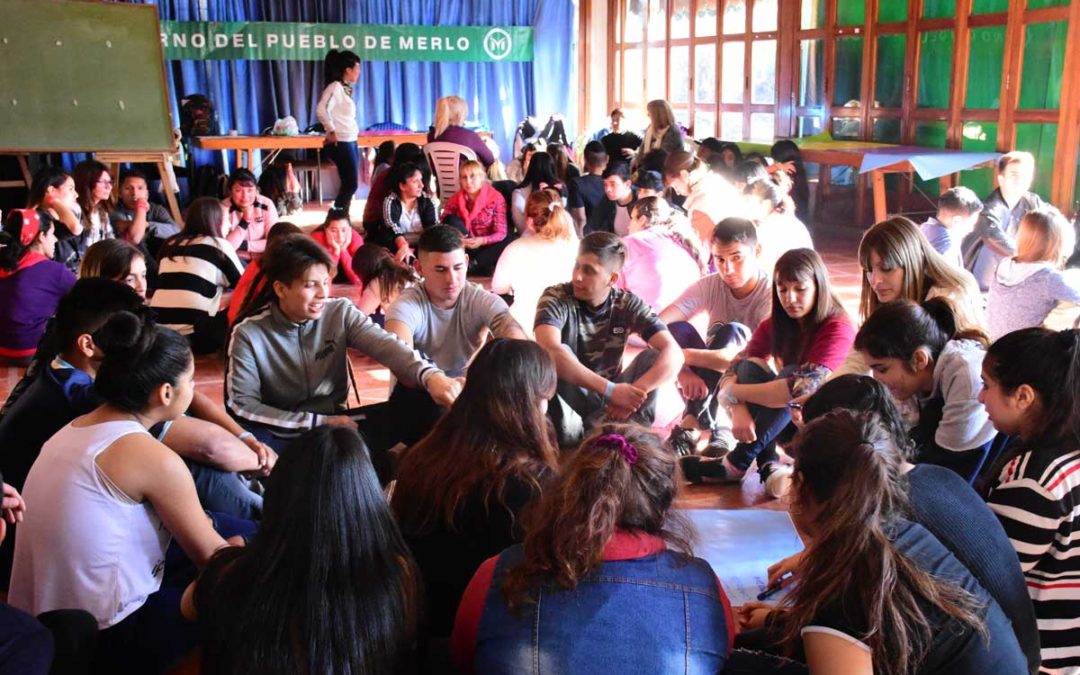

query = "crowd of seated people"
[1, 105, 1079, 675]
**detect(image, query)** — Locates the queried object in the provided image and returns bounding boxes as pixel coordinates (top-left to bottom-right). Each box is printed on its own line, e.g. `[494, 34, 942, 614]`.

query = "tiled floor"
[0, 202, 868, 511]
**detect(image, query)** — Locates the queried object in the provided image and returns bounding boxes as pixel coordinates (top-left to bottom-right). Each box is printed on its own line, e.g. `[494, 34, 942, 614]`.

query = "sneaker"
[702, 438, 730, 458]
[761, 462, 794, 499]
[666, 426, 697, 457]
[680, 455, 744, 484]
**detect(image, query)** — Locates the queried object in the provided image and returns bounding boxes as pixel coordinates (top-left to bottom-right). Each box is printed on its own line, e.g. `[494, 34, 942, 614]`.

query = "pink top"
[311, 227, 364, 285]
[616, 228, 702, 312]
[441, 184, 508, 243]
[222, 194, 278, 258]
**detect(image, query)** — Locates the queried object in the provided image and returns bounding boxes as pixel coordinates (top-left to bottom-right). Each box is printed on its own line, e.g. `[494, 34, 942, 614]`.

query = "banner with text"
[160, 21, 534, 62]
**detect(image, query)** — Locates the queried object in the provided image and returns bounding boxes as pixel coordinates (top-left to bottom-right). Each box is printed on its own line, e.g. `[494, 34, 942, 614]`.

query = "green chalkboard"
[0, 0, 174, 152]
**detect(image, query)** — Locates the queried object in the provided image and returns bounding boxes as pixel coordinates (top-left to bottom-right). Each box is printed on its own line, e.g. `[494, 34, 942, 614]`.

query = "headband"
[10, 209, 41, 247]
[593, 433, 639, 465]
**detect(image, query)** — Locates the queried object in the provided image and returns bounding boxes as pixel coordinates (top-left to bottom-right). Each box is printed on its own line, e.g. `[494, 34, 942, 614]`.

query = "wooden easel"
[0, 153, 33, 193]
[96, 150, 185, 227]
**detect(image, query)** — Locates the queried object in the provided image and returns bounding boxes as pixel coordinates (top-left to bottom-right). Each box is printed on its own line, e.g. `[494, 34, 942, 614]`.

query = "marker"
[757, 573, 792, 601]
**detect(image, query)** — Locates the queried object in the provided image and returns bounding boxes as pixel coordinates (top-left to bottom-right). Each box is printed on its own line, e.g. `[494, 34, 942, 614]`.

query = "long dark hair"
[351, 245, 417, 306]
[71, 159, 114, 220]
[783, 411, 986, 675]
[27, 166, 71, 208]
[233, 234, 333, 325]
[984, 328, 1080, 452]
[323, 49, 360, 87]
[392, 339, 559, 534]
[770, 248, 846, 365]
[158, 197, 225, 260]
[501, 424, 693, 609]
[517, 152, 560, 191]
[196, 426, 420, 675]
[770, 140, 809, 217]
[0, 210, 52, 270]
[803, 374, 913, 460]
[93, 310, 192, 414]
[854, 297, 987, 363]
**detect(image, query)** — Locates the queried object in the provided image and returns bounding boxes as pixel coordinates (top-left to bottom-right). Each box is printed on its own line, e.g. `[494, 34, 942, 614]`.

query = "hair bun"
[93, 310, 152, 359]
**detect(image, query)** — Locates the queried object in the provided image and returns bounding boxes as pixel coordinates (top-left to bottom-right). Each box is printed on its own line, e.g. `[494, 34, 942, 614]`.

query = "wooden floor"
[0, 202, 866, 512]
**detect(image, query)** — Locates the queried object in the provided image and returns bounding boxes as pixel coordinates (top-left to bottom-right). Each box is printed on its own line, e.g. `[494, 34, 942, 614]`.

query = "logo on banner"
[483, 27, 512, 60]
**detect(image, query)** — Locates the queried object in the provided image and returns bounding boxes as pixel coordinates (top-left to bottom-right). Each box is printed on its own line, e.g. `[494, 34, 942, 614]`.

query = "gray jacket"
[225, 297, 440, 436]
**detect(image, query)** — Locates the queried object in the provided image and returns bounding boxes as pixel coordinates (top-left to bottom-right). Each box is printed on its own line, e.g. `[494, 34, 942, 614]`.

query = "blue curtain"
[129, 0, 576, 168]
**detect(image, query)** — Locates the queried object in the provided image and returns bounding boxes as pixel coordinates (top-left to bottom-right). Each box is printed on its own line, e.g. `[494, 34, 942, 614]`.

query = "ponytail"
[93, 311, 192, 413]
[524, 188, 573, 241]
[0, 209, 51, 271]
[501, 424, 691, 609]
[854, 297, 986, 362]
[631, 196, 704, 272]
[323, 49, 359, 87]
[783, 411, 986, 675]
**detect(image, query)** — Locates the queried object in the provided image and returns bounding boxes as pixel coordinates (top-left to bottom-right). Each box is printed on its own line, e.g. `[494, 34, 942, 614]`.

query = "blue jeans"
[325, 140, 359, 208]
[186, 461, 262, 520]
[725, 360, 797, 474]
[669, 321, 752, 430]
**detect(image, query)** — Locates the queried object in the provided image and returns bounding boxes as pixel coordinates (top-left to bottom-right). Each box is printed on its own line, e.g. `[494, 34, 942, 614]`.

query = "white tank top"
[9, 419, 172, 628]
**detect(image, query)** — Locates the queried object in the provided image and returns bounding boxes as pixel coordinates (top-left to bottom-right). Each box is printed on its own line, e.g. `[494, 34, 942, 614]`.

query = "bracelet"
[604, 380, 617, 401]
[237, 431, 254, 441]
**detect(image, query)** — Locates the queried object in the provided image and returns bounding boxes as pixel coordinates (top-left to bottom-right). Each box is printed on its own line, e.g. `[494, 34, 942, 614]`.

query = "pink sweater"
[222, 194, 278, 258]
[441, 184, 508, 243]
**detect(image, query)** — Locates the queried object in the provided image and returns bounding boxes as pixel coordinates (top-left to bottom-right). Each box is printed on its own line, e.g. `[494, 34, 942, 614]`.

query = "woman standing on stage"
[317, 49, 361, 210]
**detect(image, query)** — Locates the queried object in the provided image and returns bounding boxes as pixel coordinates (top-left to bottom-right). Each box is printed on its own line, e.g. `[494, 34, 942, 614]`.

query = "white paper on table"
[681, 509, 805, 607]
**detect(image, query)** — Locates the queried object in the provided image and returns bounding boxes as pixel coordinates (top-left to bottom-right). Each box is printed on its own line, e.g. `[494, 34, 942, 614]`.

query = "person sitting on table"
[451, 424, 733, 675]
[385, 226, 525, 444]
[441, 160, 510, 276]
[962, 151, 1047, 291]
[226, 234, 460, 461]
[310, 208, 363, 285]
[368, 161, 439, 264]
[660, 217, 773, 457]
[222, 168, 279, 260]
[150, 198, 244, 355]
[567, 141, 608, 236]
[729, 410, 1026, 675]
[428, 95, 495, 168]
[0, 210, 76, 366]
[584, 161, 637, 236]
[920, 186, 983, 269]
[631, 99, 685, 169]
[534, 232, 683, 447]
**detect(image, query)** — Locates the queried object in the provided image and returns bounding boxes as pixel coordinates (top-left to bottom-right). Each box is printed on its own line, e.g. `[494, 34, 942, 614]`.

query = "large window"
[608, 0, 1080, 209]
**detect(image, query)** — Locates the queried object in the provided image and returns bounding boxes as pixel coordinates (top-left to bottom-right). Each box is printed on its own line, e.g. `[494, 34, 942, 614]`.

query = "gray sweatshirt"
[988, 258, 1080, 341]
[225, 297, 440, 436]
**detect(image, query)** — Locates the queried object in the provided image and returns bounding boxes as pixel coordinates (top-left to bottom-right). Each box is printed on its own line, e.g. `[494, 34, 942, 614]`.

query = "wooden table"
[193, 132, 432, 171]
[736, 138, 999, 224]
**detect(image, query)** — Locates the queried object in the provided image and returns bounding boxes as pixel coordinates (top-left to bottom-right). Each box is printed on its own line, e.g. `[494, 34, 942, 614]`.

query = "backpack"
[180, 94, 220, 138]
[189, 164, 226, 200]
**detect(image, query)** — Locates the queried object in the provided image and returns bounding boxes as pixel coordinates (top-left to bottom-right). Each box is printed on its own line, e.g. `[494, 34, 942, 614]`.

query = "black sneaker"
[702, 439, 730, 458]
[666, 426, 697, 457]
[679, 455, 743, 484]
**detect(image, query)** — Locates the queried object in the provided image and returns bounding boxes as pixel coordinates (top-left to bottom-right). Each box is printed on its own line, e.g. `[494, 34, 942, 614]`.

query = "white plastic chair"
[423, 141, 478, 202]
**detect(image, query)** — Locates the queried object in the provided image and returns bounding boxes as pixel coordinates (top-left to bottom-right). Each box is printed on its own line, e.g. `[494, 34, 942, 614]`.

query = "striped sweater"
[989, 446, 1080, 674]
[150, 236, 243, 334]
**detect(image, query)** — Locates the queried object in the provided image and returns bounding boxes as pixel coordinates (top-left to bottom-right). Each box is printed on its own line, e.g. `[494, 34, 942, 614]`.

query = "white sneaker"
[762, 463, 793, 499]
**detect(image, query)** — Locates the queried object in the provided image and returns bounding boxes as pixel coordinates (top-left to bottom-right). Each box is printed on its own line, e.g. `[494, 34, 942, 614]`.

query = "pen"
[757, 573, 792, 601]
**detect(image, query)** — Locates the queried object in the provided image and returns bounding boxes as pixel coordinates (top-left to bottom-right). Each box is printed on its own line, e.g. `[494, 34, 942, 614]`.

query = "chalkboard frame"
[0, 0, 175, 153]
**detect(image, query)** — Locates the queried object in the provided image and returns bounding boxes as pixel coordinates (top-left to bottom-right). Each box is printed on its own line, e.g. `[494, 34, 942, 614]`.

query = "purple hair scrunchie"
[593, 433, 639, 465]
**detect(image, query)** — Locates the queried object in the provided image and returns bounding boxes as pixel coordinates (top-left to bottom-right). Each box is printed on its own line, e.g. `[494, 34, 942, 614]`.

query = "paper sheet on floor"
[681, 509, 805, 607]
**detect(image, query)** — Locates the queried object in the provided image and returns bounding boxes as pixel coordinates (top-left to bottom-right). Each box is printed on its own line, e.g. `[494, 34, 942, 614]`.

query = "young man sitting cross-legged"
[534, 231, 683, 446]
[658, 217, 773, 456]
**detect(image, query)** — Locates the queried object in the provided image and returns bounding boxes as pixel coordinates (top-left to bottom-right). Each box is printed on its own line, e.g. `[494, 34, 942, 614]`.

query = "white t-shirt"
[315, 81, 359, 141]
[669, 269, 773, 332]
[491, 234, 579, 336]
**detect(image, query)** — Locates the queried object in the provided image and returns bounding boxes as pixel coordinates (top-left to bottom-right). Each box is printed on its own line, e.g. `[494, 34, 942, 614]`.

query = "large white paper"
[681, 509, 805, 607]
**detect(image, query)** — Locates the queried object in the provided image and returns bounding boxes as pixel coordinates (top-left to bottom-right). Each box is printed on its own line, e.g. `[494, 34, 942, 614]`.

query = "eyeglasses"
[97, 179, 113, 186]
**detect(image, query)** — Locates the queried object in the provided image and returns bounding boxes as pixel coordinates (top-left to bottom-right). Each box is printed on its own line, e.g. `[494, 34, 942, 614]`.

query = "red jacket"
[311, 227, 363, 285]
